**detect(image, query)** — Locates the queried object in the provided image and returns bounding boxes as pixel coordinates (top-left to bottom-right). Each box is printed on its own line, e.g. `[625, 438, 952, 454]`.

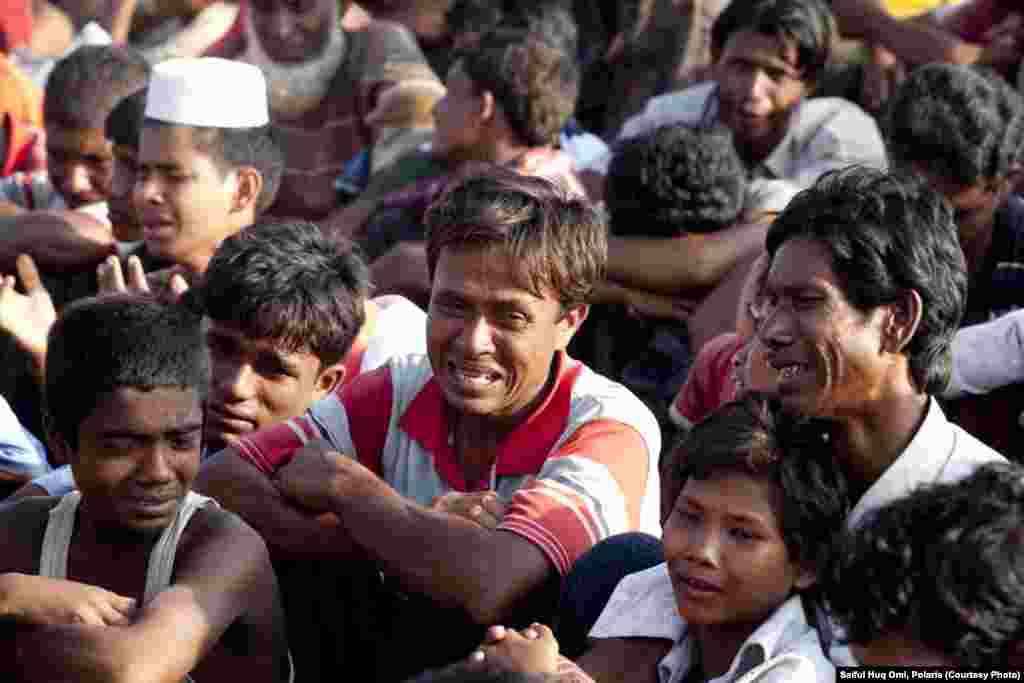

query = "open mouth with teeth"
[449, 362, 503, 387]
[769, 360, 810, 382]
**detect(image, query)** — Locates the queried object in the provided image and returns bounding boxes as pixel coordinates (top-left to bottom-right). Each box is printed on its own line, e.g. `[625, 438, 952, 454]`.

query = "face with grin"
[715, 30, 807, 162]
[427, 246, 586, 425]
[66, 386, 203, 537]
[756, 238, 891, 419]
[663, 470, 813, 628]
[204, 319, 342, 450]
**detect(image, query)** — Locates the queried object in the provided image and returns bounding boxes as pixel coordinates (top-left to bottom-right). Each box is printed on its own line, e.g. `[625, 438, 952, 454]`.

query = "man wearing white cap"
[123, 57, 282, 282]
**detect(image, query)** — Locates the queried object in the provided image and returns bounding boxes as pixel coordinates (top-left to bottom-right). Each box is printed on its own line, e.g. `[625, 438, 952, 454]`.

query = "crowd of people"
[0, 0, 1022, 681]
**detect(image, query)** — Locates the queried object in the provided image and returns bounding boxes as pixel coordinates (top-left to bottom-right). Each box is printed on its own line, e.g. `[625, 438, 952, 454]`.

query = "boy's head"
[710, 0, 834, 160]
[433, 30, 579, 161]
[137, 58, 283, 274]
[44, 294, 207, 536]
[104, 88, 148, 241]
[662, 392, 849, 628]
[42, 45, 150, 210]
[822, 462, 1024, 668]
[883, 63, 1024, 247]
[195, 219, 369, 450]
[605, 124, 747, 238]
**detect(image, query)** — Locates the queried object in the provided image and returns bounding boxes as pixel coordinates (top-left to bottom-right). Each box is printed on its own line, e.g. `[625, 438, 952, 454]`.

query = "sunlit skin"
[248, 0, 339, 64]
[204, 319, 342, 451]
[45, 126, 115, 209]
[426, 246, 586, 431]
[714, 30, 807, 166]
[109, 143, 142, 242]
[135, 124, 245, 275]
[431, 59, 486, 164]
[62, 386, 204, 539]
[663, 471, 813, 677]
[756, 238, 892, 419]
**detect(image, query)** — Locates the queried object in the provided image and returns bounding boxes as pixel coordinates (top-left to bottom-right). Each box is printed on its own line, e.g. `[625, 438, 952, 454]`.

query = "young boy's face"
[135, 124, 241, 270]
[67, 386, 204, 537]
[663, 469, 813, 627]
[45, 125, 115, 210]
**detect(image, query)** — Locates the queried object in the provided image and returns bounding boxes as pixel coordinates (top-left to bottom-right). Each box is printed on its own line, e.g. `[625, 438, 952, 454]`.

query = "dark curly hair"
[606, 124, 747, 237]
[459, 28, 579, 147]
[884, 63, 1024, 187]
[820, 462, 1024, 668]
[43, 45, 150, 130]
[666, 391, 850, 575]
[766, 166, 968, 395]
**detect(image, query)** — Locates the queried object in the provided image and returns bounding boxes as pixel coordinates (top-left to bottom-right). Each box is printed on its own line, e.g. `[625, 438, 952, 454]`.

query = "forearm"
[333, 490, 549, 624]
[11, 623, 130, 683]
[0, 213, 114, 271]
[608, 221, 768, 294]
[194, 451, 358, 560]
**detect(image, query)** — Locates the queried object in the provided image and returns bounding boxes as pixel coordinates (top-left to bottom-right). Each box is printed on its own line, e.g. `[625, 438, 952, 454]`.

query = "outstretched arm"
[0, 211, 115, 272]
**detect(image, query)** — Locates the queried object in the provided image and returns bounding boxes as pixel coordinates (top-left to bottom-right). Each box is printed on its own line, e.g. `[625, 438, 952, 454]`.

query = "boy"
[0, 293, 291, 681]
[580, 394, 849, 683]
[821, 461, 1024, 668]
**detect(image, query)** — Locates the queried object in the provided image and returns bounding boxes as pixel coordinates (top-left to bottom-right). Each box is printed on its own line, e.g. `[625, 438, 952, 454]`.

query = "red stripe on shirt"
[338, 363, 393, 474]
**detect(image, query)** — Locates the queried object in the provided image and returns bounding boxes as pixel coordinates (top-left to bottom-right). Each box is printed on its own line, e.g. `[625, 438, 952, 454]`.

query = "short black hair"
[821, 462, 1024, 668]
[44, 45, 150, 130]
[606, 124, 747, 237]
[195, 219, 369, 368]
[884, 63, 1024, 187]
[105, 88, 147, 149]
[766, 166, 967, 395]
[142, 120, 284, 215]
[45, 294, 208, 450]
[711, 0, 834, 84]
[447, 0, 578, 57]
[669, 392, 850, 575]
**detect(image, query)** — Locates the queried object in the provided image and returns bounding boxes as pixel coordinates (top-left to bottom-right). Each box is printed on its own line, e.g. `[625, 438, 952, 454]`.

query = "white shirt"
[945, 309, 1024, 399]
[361, 295, 426, 373]
[591, 564, 832, 683]
[585, 82, 887, 214]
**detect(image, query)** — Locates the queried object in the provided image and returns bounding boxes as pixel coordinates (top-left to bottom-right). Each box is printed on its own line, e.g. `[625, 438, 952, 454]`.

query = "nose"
[265, 7, 295, 43]
[460, 315, 496, 355]
[137, 445, 176, 485]
[65, 163, 92, 200]
[738, 68, 771, 106]
[684, 524, 720, 567]
[135, 173, 162, 206]
[215, 359, 257, 403]
[756, 302, 794, 352]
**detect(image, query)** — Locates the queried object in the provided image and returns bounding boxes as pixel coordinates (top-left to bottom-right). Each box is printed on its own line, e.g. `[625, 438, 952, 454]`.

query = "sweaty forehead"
[433, 245, 554, 304]
[766, 237, 835, 290]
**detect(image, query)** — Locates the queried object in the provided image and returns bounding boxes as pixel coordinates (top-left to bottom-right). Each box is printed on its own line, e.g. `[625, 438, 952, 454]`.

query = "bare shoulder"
[0, 496, 61, 573]
[175, 504, 270, 574]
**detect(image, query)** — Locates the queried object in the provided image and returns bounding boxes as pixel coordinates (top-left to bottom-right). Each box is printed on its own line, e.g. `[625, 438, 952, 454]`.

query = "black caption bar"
[837, 669, 1022, 681]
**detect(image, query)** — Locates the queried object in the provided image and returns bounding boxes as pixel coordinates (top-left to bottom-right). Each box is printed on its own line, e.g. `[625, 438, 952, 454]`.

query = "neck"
[692, 620, 761, 680]
[833, 387, 929, 497]
[75, 502, 164, 552]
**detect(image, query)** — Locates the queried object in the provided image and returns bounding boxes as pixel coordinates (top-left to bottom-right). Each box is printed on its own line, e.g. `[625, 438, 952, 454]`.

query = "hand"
[430, 489, 510, 530]
[0, 573, 136, 626]
[468, 623, 559, 675]
[0, 255, 56, 363]
[274, 440, 395, 513]
[97, 254, 189, 303]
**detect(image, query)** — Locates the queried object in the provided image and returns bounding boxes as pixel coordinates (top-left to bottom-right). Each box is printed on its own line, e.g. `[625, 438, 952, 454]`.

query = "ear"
[793, 564, 816, 591]
[555, 303, 589, 350]
[884, 289, 922, 354]
[312, 362, 346, 402]
[229, 166, 263, 217]
[477, 90, 496, 126]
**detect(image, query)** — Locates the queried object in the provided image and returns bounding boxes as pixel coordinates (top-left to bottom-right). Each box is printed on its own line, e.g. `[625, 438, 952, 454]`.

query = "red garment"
[0, 1, 32, 53]
[668, 332, 744, 429]
[1, 113, 45, 177]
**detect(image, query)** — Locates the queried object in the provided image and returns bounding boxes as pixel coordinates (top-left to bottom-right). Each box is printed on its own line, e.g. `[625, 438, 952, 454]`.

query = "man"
[196, 167, 661, 681]
[584, 0, 888, 352]
[883, 63, 1024, 453]
[336, 29, 584, 305]
[573, 167, 1006, 681]
[0, 293, 291, 682]
[6, 219, 426, 498]
[205, 0, 441, 220]
[127, 56, 282, 280]
[0, 44, 148, 272]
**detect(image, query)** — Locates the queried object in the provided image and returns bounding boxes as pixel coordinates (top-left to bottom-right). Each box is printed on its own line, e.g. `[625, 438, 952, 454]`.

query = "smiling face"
[715, 30, 807, 162]
[45, 125, 115, 209]
[663, 470, 813, 628]
[204, 319, 339, 450]
[69, 386, 203, 537]
[426, 245, 585, 427]
[135, 124, 241, 272]
[756, 237, 891, 419]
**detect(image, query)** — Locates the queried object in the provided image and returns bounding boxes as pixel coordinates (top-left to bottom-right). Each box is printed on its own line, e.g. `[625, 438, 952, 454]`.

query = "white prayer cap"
[145, 58, 269, 128]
